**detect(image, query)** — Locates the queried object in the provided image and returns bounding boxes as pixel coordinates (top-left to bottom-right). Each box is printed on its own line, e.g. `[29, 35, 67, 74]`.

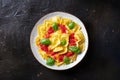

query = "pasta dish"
[35, 16, 85, 66]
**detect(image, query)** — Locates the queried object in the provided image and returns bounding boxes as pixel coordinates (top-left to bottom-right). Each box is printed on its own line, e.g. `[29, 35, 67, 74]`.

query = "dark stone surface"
[0, 0, 120, 80]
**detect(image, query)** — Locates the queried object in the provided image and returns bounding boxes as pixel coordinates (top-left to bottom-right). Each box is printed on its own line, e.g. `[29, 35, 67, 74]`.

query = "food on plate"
[35, 16, 85, 66]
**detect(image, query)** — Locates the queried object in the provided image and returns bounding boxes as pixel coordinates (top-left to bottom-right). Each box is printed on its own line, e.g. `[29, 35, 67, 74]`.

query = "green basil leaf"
[52, 22, 58, 31]
[40, 38, 51, 45]
[46, 57, 55, 66]
[60, 39, 66, 45]
[63, 56, 70, 64]
[69, 46, 80, 53]
[68, 21, 75, 29]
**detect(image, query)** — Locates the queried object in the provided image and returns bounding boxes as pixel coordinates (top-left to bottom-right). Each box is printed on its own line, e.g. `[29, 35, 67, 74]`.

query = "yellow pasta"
[49, 30, 61, 49]
[53, 46, 63, 52]
[58, 47, 68, 54]
[60, 17, 71, 25]
[38, 49, 48, 59]
[35, 16, 85, 66]
[75, 30, 85, 44]
[70, 54, 77, 62]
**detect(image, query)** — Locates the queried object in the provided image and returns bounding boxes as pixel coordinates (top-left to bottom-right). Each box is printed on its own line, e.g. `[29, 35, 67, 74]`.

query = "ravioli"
[35, 16, 85, 66]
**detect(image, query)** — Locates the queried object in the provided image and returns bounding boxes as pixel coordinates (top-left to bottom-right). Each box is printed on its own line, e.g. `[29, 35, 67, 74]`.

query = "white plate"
[30, 12, 89, 70]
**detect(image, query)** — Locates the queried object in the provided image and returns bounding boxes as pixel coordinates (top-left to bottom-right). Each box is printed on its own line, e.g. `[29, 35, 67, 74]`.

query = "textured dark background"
[0, 0, 120, 80]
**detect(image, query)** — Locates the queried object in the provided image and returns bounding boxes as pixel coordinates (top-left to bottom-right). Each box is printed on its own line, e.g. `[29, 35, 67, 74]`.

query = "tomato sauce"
[45, 26, 54, 38]
[69, 33, 76, 46]
[58, 24, 67, 33]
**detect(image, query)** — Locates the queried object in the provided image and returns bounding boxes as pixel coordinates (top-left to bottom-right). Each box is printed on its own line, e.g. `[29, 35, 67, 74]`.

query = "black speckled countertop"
[0, 0, 120, 80]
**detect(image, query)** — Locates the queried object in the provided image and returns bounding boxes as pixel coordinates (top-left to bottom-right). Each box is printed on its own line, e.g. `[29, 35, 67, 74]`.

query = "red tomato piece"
[58, 55, 64, 62]
[39, 44, 48, 52]
[44, 27, 54, 38]
[69, 39, 76, 45]
[49, 50, 57, 60]
[44, 33, 50, 38]
[69, 33, 75, 39]
[47, 27, 54, 34]
[69, 33, 76, 45]
[49, 50, 56, 55]
[59, 24, 67, 33]
[69, 42, 76, 46]
[66, 52, 74, 57]
[69, 39, 76, 43]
